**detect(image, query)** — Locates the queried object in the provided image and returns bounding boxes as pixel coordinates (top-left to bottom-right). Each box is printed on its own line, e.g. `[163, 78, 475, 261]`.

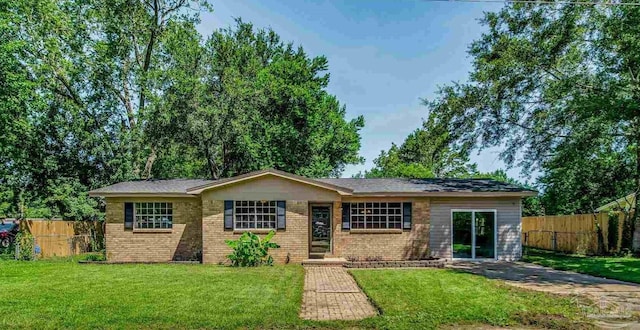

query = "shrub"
[78, 252, 106, 262]
[225, 231, 280, 266]
[14, 231, 35, 261]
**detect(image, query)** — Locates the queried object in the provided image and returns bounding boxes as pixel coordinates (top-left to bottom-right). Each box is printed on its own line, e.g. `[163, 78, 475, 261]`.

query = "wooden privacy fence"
[522, 213, 625, 255]
[21, 219, 104, 258]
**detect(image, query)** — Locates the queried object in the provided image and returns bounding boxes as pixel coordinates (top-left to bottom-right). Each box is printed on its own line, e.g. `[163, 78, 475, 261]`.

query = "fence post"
[552, 231, 558, 251]
[524, 232, 528, 245]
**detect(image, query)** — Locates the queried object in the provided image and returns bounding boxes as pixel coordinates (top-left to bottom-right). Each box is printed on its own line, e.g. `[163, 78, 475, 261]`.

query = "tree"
[1, 0, 206, 218]
[361, 3, 634, 223]
[422, 4, 640, 248]
[146, 20, 364, 179]
[1, 4, 364, 218]
[363, 110, 475, 178]
[470, 170, 543, 217]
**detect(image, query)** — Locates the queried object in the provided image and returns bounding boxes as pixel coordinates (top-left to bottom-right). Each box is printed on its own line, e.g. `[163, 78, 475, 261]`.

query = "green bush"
[78, 252, 106, 262]
[0, 242, 14, 260]
[14, 231, 35, 261]
[225, 231, 280, 266]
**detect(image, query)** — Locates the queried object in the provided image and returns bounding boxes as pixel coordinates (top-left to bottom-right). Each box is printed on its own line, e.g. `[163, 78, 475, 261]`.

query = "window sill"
[133, 229, 173, 233]
[349, 229, 403, 234]
[232, 229, 277, 235]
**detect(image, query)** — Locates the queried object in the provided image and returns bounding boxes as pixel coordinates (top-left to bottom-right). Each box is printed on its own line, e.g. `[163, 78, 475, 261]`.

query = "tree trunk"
[633, 130, 640, 251]
[204, 147, 218, 180]
[142, 146, 157, 179]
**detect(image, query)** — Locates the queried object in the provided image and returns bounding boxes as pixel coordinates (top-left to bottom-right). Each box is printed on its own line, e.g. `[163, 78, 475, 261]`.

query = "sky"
[196, 0, 534, 180]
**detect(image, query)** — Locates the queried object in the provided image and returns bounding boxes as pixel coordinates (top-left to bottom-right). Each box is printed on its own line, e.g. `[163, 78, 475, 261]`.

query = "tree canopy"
[362, 110, 475, 179]
[416, 3, 639, 214]
[0, 1, 363, 219]
[363, 3, 640, 221]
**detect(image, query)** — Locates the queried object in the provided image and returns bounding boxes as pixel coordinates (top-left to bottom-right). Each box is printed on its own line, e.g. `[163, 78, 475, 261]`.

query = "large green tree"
[423, 3, 640, 247]
[1, 0, 204, 218]
[363, 109, 475, 179]
[1, 3, 363, 218]
[146, 20, 364, 179]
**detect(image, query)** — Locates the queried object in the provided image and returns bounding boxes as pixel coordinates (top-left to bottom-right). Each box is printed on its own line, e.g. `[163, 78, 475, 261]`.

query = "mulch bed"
[344, 259, 445, 268]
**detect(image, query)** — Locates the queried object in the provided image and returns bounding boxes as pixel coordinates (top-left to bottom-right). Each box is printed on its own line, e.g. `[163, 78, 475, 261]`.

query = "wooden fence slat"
[522, 212, 628, 254]
[20, 220, 103, 258]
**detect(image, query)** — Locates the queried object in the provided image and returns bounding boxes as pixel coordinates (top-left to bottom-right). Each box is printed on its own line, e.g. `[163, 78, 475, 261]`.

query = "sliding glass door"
[452, 210, 496, 259]
[452, 212, 473, 258]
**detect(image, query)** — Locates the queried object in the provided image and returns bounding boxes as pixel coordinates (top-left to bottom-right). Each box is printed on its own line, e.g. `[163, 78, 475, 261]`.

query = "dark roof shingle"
[316, 178, 534, 193]
[90, 175, 534, 196]
[89, 179, 214, 194]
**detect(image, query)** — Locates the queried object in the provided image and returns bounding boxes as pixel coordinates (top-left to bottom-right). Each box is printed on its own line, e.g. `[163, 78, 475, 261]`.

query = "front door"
[310, 205, 331, 256]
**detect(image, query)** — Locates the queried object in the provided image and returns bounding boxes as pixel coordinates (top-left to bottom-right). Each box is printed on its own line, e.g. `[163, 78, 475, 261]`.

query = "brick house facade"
[90, 169, 535, 263]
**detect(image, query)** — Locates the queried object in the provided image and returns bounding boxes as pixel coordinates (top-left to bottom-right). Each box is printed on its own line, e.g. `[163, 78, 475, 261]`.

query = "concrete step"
[308, 252, 325, 259]
[302, 257, 347, 267]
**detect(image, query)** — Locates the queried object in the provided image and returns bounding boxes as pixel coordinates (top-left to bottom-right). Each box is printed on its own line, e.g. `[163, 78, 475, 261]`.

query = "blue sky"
[197, 0, 533, 180]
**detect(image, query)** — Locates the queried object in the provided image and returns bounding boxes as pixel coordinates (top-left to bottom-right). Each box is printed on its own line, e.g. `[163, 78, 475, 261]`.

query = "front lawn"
[0, 261, 304, 329]
[0, 261, 594, 329]
[351, 268, 591, 329]
[523, 248, 640, 284]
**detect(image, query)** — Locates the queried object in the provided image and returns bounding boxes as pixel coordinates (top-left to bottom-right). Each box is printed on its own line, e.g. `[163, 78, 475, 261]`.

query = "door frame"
[309, 203, 333, 255]
[450, 209, 498, 260]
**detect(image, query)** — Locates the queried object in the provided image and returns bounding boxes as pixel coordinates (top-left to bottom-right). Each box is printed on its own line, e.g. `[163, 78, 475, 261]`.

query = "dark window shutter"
[403, 202, 412, 230]
[124, 203, 134, 230]
[341, 203, 351, 230]
[224, 201, 234, 230]
[277, 201, 286, 229]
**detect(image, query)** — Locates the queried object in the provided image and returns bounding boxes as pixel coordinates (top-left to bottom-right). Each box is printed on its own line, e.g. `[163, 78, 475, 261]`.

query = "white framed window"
[350, 202, 402, 229]
[234, 201, 277, 229]
[134, 202, 173, 229]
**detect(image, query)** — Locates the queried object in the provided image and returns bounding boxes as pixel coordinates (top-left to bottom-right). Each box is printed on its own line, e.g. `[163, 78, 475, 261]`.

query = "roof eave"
[88, 192, 197, 198]
[351, 191, 538, 197]
[186, 169, 354, 195]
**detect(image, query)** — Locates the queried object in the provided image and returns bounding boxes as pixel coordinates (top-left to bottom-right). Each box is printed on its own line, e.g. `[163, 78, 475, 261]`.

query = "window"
[350, 202, 402, 229]
[234, 201, 277, 229]
[134, 202, 173, 229]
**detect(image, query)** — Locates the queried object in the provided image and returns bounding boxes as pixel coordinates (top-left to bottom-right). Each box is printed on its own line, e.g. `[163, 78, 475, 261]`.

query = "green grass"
[0, 261, 305, 329]
[0, 261, 593, 329]
[523, 248, 640, 284]
[351, 268, 592, 329]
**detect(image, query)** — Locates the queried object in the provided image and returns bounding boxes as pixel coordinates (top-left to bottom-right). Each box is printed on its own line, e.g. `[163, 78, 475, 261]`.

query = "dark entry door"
[311, 205, 331, 254]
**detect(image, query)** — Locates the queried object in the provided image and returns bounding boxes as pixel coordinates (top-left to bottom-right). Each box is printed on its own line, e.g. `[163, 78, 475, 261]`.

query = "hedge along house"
[89, 169, 536, 264]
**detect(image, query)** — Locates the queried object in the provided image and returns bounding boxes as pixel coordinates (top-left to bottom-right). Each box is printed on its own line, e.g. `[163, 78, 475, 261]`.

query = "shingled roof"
[89, 179, 214, 195]
[89, 169, 536, 197]
[316, 178, 535, 194]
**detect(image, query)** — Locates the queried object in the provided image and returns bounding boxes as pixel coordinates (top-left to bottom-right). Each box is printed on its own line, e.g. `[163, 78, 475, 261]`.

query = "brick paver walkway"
[300, 266, 378, 320]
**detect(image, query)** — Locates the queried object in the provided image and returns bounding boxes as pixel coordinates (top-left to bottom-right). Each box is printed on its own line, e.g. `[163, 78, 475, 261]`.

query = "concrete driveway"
[448, 261, 640, 328]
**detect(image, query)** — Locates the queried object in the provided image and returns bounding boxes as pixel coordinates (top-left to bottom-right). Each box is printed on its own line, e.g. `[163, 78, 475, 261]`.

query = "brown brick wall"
[105, 197, 202, 262]
[202, 200, 309, 264]
[332, 198, 431, 260]
[105, 194, 432, 264]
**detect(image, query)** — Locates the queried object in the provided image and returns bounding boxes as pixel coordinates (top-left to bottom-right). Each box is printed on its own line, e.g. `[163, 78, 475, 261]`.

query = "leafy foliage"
[1, 2, 363, 218]
[362, 112, 475, 179]
[417, 4, 640, 225]
[469, 170, 543, 217]
[146, 19, 364, 179]
[225, 231, 280, 267]
[78, 252, 106, 262]
[14, 230, 34, 261]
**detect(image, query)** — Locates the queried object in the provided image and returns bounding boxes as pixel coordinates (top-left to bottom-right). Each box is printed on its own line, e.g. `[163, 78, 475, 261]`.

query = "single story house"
[89, 169, 536, 264]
